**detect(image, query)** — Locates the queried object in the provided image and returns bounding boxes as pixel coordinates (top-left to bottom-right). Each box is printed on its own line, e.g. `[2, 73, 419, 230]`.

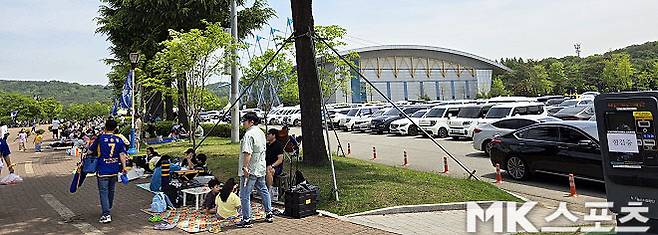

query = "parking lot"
[279, 125, 607, 213]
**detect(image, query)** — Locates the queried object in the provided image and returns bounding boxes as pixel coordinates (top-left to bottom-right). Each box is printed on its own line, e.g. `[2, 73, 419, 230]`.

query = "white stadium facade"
[325, 45, 511, 103]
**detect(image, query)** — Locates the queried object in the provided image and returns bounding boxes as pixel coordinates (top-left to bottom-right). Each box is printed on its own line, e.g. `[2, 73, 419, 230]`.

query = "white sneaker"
[99, 215, 112, 223]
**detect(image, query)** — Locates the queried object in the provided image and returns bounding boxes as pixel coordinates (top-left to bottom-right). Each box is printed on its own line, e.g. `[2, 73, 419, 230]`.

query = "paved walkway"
[0, 128, 390, 235]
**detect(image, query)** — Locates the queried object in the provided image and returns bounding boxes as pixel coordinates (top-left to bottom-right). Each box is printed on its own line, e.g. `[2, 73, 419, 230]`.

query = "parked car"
[488, 121, 602, 181]
[329, 108, 351, 129]
[537, 95, 565, 105]
[241, 108, 264, 118]
[479, 102, 547, 125]
[447, 104, 495, 140]
[472, 116, 561, 156]
[486, 96, 537, 103]
[353, 109, 388, 132]
[418, 105, 462, 138]
[389, 109, 428, 135]
[339, 106, 383, 131]
[552, 105, 595, 120]
[558, 98, 593, 108]
[370, 106, 426, 134]
[267, 108, 288, 125]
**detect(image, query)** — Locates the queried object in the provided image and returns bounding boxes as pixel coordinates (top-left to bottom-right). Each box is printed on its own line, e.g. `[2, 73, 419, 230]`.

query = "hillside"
[206, 81, 230, 97]
[0, 80, 112, 105]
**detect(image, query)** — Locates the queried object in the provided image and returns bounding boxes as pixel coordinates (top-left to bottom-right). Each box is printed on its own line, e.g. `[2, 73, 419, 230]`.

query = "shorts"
[274, 166, 283, 176]
[52, 129, 59, 135]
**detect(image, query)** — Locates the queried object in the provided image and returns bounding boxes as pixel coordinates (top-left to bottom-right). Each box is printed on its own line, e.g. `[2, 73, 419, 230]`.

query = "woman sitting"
[215, 178, 241, 219]
[149, 155, 181, 192]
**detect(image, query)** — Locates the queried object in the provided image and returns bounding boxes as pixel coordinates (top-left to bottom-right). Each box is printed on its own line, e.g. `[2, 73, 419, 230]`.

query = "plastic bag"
[0, 173, 23, 185]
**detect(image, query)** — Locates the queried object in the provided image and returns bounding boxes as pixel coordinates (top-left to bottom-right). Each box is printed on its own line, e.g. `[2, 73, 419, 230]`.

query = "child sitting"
[215, 178, 240, 219]
[202, 179, 222, 214]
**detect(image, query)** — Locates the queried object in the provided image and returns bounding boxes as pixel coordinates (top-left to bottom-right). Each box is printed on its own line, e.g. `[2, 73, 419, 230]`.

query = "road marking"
[24, 161, 33, 174]
[41, 194, 103, 235]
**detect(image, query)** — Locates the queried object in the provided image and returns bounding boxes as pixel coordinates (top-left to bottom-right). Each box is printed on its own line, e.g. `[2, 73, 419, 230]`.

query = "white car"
[353, 109, 388, 132]
[287, 111, 302, 126]
[282, 108, 301, 126]
[472, 116, 561, 156]
[267, 108, 290, 125]
[418, 105, 462, 138]
[339, 106, 383, 131]
[389, 109, 428, 135]
[329, 108, 351, 129]
[478, 102, 547, 125]
[447, 104, 496, 139]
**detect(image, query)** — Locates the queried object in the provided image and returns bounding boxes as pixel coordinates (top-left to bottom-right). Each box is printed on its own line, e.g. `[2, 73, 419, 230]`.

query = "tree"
[527, 65, 554, 96]
[314, 25, 359, 98]
[37, 98, 63, 120]
[242, 48, 297, 109]
[489, 77, 509, 97]
[547, 61, 568, 94]
[153, 21, 239, 146]
[201, 89, 228, 111]
[60, 102, 111, 121]
[602, 53, 634, 92]
[96, 0, 275, 119]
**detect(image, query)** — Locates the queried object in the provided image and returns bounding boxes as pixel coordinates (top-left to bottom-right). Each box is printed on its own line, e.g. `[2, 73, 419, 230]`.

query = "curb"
[343, 201, 498, 217]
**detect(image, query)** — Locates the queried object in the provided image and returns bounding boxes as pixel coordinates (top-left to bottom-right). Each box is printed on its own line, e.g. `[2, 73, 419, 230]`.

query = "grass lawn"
[150, 137, 519, 215]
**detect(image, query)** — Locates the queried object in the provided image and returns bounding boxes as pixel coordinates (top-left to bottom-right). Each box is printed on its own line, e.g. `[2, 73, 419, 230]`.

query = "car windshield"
[339, 110, 350, 114]
[555, 106, 587, 115]
[372, 110, 386, 116]
[559, 100, 577, 107]
[346, 109, 359, 116]
[425, 108, 445, 118]
[411, 110, 427, 118]
[383, 108, 401, 116]
[546, 99, 564, 105]
[485, 108, 512, 119]
[457, 107, 481, 118]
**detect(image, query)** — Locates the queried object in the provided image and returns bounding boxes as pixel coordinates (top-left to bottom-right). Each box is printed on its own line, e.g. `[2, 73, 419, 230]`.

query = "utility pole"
[291, 0, 328, 165]
[230, 0, 240, 143]
[574, 43, 581, 57]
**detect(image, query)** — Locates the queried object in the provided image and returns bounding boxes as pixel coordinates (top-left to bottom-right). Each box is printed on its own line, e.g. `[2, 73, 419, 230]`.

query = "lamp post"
[128, 52, 140, 155]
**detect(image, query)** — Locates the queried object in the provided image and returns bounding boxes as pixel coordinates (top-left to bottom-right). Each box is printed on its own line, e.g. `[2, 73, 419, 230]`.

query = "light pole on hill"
[128, 52, 140, 155]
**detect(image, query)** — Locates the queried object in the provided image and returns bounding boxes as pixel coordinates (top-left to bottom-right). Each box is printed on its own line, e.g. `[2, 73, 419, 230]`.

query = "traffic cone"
[371, 146, 377, 160]
[347, 143, 351, 155]
[495, 163, 502, 184]
[442, 157, 449, 173]
[568, 174, 578, 197]
[75, 147, 80, 157]
[402, 150, 408, 166]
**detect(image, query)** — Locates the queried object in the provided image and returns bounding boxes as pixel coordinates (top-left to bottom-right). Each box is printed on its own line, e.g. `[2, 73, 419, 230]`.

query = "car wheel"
[409, 126, 418, 135]
[451, 136, 460, 140]
[438, 128, 448, 138]
[294, 120, 301, 127]
[506, 156, 529, 180]
[482, 140, 492, 156]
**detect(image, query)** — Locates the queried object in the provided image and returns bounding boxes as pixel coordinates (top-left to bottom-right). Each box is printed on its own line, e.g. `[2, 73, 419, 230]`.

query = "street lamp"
[127, 52, 140, 155]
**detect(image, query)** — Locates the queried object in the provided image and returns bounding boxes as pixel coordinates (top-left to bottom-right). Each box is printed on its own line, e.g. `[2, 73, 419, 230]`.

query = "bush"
[154, 121, 175, 136]
[202, 123, 245, 138]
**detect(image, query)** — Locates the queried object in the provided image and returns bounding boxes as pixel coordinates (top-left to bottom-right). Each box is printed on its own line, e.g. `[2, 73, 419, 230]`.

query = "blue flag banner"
[10, 110, 18, 118]
[256, 35, 264, 42]
[120, 71, 132, 109]
[110, 98, 119, 116]
[270, 27, 279, 35]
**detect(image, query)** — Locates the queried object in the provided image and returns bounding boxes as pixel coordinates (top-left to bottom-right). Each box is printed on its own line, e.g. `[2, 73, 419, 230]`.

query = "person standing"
[33, 131, 43, 152]
[15, 129, 27, 152]
[0, 133, 13, 175]
[51, 119, 60, 139]
[236, 113, 273, 228]
[88, 119, 128, 224]
[0, 123, 8, 141]
[265, 128, 284, 193]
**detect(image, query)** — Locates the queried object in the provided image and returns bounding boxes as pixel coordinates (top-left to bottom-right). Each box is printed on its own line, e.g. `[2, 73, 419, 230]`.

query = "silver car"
[472, 116, 561, 156]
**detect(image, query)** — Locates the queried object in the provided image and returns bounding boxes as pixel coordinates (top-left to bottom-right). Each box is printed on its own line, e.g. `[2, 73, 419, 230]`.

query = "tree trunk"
[177, 77, 190, 130]
[145, 89, 164, 121]
[164, 79, 175, 121]
[291, 0, 328, 165]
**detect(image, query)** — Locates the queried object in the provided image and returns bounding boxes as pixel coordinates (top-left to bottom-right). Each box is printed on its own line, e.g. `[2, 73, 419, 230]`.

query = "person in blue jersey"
[88, 119, 128, 224]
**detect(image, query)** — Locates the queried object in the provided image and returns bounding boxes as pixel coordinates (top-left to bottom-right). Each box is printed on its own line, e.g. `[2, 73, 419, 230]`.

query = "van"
[480, 102, 546, 125]
[447, 104, 496, 139]
[418, 105, 462, 138]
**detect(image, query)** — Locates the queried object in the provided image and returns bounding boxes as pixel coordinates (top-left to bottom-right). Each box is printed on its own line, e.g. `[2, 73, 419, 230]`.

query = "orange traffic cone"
[568, 174, 578, 197]
[442, 157, 449, 173]
[402, 150, 408, 166]
[495, 163, 502, 184]
[371, 146, 377, 160]
[347, 143, 351, 155]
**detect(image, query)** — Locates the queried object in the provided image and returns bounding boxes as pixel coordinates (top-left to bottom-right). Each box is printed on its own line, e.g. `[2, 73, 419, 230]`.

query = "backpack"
[150, 192, 172, 213]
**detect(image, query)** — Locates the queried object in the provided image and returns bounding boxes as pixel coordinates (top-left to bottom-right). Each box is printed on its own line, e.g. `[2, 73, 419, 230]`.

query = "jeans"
[239, 175, 272, 221]
[35, 143, 41, 152]
[97, 176, 117, 216]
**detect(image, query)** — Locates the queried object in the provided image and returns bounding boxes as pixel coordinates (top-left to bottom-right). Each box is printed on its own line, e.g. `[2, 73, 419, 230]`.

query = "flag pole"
[128, 53, 140, 155]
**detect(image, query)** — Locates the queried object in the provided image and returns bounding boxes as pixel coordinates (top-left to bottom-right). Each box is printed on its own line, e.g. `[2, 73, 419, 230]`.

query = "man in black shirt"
[265, 129, 284, 190]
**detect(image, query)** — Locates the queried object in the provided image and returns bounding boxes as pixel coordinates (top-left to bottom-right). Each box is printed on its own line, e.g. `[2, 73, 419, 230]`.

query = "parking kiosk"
[595, 92, 658, 233]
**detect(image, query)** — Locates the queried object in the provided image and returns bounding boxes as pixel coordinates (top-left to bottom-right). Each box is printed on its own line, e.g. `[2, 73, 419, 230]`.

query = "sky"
[1, 0, 658, 85]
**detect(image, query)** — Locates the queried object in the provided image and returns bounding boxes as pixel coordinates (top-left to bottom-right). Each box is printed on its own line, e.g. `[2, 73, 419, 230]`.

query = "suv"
[389, 109, 429, 136]
[479, 102, 546, 125]
[339, 106, 383, 131]
[448, 104, 495, 139]
[418, 105, 462, 138]
[370, 106, 426, 134]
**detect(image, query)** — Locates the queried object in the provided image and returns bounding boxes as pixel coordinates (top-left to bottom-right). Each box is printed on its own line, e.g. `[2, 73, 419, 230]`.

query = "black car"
[488, 121, 602, 182]
[552, 105, 595, 120]
[370, 106, 425, 134]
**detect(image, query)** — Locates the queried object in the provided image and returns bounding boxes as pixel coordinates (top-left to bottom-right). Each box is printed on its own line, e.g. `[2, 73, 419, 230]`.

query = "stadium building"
[326, 45, 511, 103]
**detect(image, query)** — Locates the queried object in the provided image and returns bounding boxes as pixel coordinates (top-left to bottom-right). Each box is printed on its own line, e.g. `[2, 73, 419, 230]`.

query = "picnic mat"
[143, 204, 265, 233]
[136, 183, 155, 194]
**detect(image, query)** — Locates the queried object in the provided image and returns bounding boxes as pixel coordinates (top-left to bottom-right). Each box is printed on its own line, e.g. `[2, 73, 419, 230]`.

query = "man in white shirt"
[52, 119, 61, 139]
[236, 112, 273, 228]
[0, 123, 8, 141]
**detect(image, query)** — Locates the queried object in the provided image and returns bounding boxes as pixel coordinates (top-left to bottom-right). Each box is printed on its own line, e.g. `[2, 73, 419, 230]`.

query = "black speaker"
[283, 184, 319, 218]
